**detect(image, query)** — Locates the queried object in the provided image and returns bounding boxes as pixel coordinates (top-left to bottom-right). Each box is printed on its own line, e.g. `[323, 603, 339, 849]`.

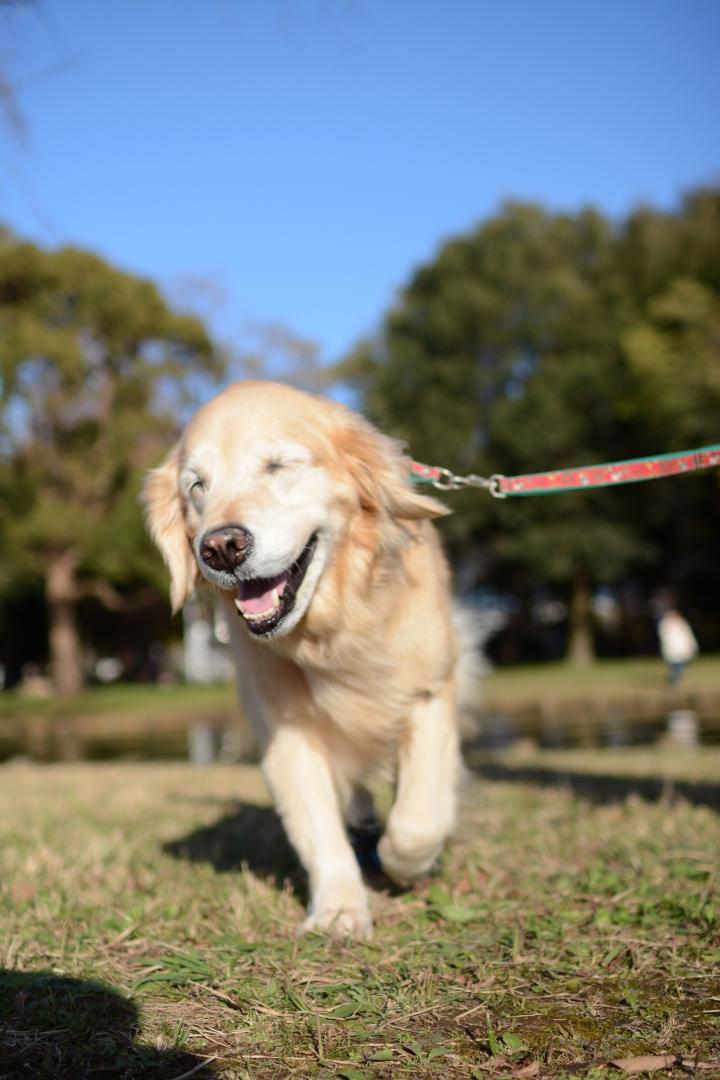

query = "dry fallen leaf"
[610, 1055, 675, 1073]
[512, 1061, 541, 1078]
[608, 1055, 713, 1074]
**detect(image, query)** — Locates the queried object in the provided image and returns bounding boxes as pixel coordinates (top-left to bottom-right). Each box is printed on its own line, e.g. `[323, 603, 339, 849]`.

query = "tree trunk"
[567, 572, 595, 666]
[46, 551, 84, 697]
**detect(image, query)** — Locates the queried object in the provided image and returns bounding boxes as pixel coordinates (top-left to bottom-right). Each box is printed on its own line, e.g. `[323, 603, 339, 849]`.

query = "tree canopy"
[0, 230, 223, 692]
[342, 188, 720, 661]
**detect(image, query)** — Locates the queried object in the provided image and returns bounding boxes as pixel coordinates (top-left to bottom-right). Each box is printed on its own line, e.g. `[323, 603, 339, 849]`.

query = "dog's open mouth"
[233, 532, 319, 635]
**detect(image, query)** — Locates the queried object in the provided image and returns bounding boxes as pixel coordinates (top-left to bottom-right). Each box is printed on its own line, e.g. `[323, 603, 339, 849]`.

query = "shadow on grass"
[163, 801, 397, 903]
[0, 969, 215, 1079]
[468, 759, 720, 811]
[163, 800, 307, 900]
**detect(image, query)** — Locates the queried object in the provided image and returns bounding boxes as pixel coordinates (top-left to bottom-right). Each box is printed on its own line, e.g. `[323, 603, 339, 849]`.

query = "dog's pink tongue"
[236, 572, 289, 615]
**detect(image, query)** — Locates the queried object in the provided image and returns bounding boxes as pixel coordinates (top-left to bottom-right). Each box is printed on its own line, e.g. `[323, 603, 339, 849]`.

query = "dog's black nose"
[199, 526, 252, 573]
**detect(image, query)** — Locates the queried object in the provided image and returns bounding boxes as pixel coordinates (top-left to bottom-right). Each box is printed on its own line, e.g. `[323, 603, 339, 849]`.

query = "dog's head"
[142, 381, 448, 640]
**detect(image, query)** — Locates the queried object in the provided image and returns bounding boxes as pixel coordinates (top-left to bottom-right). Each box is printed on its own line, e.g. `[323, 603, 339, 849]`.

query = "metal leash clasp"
[432, 468, 507, 498]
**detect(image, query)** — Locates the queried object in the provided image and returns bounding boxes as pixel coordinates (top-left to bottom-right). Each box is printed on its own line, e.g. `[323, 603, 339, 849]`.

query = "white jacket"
[658, 612, 699, 664]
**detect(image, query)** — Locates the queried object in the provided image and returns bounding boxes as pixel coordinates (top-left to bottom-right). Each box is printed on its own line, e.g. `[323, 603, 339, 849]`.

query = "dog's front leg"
[262, 723, 372, 939]
[379, 686, 460, 885]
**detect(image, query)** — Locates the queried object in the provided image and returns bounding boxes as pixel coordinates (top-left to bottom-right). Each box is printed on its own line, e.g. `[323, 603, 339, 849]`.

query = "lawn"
[0, 682, 235, 722]
[1, 756, 718, 1079]
[483, 656, 720, 706]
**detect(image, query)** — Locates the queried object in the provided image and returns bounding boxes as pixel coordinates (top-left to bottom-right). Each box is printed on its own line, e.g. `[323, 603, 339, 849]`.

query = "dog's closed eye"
[266, 458, 308, 475]
[187, 476, 206, 510]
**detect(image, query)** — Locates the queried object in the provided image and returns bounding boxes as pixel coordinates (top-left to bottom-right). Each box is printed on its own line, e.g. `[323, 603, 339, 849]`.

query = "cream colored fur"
[143, 381, 463, 938]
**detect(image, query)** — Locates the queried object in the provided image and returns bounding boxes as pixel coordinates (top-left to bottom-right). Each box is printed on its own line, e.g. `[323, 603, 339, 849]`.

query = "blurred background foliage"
[0, 228, 224, 693]
[1, 187, 719, 693]
[342, 187, 720, 665]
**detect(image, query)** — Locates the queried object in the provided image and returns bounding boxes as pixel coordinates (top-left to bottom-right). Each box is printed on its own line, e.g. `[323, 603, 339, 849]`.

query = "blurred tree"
[617, 189, 720, 638]
[620, 189, 720, 443]
[341, 190, 720, 662]
[0, 230, 222, 694]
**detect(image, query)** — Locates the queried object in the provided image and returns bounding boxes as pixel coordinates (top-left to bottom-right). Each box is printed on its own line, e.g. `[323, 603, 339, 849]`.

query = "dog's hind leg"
[378, 685, 460, 885]
[339, 781, 378, 830]
[337, 780, 383, 872]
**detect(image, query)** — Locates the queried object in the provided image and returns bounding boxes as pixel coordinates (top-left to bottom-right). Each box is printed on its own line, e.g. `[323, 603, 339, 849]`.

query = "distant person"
[657, 608, 698, 687]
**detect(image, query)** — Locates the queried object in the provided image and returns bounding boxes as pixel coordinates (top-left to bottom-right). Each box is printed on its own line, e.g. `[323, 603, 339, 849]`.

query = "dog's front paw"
[299, 904, 373, 940]
[299, 875, 373, 940]
[378, 827, 444, 886]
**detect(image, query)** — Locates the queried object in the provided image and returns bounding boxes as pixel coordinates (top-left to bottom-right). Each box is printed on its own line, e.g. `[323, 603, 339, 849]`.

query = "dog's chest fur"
[223, 592, 453, 774]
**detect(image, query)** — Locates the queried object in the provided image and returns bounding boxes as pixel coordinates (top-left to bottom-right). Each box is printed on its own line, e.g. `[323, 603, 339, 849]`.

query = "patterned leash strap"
[410, 443, 720, 498]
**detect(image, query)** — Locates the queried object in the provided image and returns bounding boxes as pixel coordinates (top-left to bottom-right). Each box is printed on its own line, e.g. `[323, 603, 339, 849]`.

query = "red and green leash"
[410, 443, 720, 498]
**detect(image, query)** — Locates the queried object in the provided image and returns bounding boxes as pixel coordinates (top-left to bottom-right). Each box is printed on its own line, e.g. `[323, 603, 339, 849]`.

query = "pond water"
[474, 705, 719, 751]
[0, 722, 253, 764]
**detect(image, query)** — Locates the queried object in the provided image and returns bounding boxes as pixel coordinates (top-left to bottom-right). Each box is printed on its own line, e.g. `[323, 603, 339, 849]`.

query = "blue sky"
[2, 0, 719, 365]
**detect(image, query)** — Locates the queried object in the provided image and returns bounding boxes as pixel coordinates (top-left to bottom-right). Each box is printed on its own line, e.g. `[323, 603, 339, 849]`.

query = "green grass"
[477, 744, 720, 784]
[0, 681, 235, 721]
[1, 757, 718, 1078]
[483, 655, 720, 705]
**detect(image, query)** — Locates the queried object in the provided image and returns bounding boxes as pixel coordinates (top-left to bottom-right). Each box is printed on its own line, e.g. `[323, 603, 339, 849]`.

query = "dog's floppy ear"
[142, 446, 197, 613]
[339, 420, 451, 521]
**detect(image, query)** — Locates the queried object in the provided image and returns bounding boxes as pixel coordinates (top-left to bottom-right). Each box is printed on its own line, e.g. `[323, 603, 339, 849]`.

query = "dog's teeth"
[234, 596, 281, 622]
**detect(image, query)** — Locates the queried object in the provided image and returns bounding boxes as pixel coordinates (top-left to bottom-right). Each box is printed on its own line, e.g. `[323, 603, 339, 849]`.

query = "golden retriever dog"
[143, 380, 465, 938]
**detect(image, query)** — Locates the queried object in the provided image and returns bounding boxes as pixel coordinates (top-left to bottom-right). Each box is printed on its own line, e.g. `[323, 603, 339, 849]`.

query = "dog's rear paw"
[299, 905, 373, 940]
